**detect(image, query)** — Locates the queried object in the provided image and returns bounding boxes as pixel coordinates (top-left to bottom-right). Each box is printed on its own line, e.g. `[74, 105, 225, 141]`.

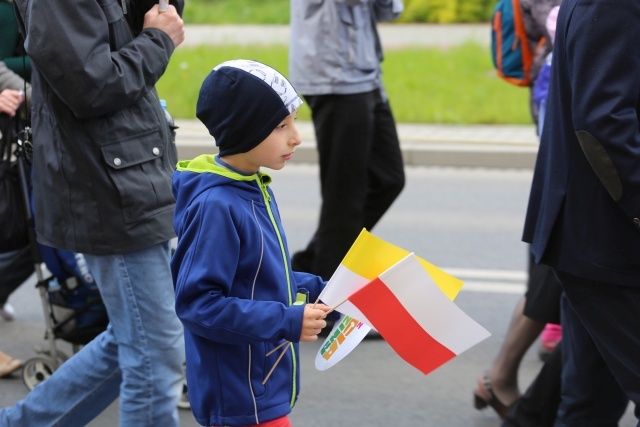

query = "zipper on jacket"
[255, 173, 298, 407]
[255, 174, 292, 305]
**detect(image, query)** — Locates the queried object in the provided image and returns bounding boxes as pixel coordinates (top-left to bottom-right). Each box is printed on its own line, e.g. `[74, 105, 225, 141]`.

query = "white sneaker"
[0, 303, 16, 321]
[178, 382, 190, 409]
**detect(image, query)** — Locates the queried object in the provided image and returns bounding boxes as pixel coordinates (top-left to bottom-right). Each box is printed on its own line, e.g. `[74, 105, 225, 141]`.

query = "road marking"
[441, 267, 527, 295]
[461, 281, 526, 294]
[442, 267, 527, 281]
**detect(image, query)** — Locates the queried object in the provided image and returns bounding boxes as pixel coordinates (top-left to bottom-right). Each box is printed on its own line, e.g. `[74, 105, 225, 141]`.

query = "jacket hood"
[172, 154, 272, 232]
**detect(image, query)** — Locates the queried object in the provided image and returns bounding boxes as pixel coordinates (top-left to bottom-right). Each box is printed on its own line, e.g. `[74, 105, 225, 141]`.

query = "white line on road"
[442, 267, 527, 282]
[440, 267, 527, 294]
[461, 281, 526, 294]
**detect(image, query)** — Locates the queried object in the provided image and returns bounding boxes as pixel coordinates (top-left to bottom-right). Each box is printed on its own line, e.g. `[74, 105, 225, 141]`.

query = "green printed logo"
[320, 316, 364, 360]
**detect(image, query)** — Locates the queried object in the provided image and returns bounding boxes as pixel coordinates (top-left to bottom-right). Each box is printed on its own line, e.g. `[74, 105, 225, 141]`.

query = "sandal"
[473, 370, 514, 420]
[0, 356, 23, 377]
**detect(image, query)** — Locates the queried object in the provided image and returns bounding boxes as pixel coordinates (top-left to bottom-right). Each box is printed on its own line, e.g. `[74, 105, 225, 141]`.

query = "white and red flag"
[342, 253, 491, 375]
[315, 229, 475, 372]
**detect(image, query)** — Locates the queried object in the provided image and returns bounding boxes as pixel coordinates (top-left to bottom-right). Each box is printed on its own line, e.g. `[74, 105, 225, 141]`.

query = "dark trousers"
[553, 271, 639, 426]
[0, 246, 33, 305]
[292, 90, 405, 280]
[503, 343, 562, 427]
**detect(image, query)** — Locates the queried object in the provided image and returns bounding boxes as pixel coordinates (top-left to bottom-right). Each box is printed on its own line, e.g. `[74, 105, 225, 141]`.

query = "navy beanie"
[196, 59, 303, 156]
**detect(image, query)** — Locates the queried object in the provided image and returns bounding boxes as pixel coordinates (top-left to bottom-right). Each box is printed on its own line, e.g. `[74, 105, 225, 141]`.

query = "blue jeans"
[0, 241, 185, 426]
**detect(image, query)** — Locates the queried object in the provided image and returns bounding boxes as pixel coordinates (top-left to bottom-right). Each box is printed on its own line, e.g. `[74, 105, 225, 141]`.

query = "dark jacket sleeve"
[20, 0, 178, 118]
[567, 0, 640, 222]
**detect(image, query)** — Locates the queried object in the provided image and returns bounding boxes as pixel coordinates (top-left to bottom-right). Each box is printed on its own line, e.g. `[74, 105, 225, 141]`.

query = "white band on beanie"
[213, 59, 303, 114]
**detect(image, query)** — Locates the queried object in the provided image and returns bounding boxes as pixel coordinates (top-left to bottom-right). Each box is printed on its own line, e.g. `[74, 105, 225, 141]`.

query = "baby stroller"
[0, 115, 109, 390]
[21, 246, 110, 390]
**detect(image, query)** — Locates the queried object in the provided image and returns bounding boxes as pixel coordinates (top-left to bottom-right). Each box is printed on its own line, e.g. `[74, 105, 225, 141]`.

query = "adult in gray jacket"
[289, 0, 405, 281]
[1, 1, 185, 426]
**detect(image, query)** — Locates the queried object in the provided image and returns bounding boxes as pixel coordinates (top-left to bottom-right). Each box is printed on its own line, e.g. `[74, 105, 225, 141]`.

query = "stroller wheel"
[22, 355, 59, 390]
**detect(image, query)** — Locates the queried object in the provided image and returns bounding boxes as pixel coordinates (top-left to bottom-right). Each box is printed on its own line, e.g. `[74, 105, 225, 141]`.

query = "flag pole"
[324, 296, 349, 317]
[264, 298, 347, 382]
[266, 340, 289, 357]
[262, 343, 290, 384]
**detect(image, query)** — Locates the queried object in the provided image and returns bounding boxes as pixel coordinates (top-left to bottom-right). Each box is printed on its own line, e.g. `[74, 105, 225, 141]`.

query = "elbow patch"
[575, 130, 623, 201]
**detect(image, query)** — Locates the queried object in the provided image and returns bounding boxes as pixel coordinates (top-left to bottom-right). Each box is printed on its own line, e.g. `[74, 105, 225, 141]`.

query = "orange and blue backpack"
[491, 0, 545, 87]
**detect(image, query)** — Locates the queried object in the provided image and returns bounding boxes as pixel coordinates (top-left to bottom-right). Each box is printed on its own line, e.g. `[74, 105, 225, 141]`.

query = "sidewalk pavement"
[177, 23, 538, 169]
[175, 119, 540, 169]
[182, 23, 491, 49]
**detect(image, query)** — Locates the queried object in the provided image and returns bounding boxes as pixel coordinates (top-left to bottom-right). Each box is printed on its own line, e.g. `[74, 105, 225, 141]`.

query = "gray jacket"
[13, 0, 182, 255]
[0, 61, 29, 97]
[289, 0, 403, 96]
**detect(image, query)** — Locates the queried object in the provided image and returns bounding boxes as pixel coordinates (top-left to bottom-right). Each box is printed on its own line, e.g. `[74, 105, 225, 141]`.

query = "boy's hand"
[299, 304, 331, 342]
[143, 4, 185, 48]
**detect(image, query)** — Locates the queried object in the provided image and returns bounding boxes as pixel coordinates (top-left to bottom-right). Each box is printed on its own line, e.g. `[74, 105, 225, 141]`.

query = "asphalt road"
[1, 164, 636, 426]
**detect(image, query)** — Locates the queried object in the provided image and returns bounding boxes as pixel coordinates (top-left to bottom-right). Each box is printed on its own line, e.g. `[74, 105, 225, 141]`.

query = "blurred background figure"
[473, 0, 562, 420]
[289, 0, 406, 283]
[524, 0, 640, 424]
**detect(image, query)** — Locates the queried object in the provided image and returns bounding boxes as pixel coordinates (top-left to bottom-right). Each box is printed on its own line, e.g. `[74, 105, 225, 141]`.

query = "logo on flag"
[315, 314, 369, 371]
[315, 229, 467, 372]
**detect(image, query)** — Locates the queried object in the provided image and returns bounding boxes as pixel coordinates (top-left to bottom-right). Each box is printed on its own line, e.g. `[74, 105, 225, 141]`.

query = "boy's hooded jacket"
[171, 155, 326, 426]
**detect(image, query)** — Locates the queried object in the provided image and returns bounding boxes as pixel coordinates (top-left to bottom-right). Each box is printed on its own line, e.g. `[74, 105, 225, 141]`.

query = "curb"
[176, 24, 535, 170]
[174, 120, 539, 170]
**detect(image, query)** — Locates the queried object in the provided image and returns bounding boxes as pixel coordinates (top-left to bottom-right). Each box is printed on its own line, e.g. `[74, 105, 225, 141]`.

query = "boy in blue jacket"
[171, 59, 332, 427]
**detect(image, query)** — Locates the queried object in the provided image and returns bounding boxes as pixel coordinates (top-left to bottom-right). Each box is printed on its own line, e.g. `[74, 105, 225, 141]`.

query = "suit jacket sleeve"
[567, 0, 640, 223]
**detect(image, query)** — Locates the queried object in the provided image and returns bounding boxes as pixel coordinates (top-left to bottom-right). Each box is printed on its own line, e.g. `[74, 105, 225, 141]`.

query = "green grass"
[182, 0, 493, 25]
[383, 44, 531, 124]
[157, 43, 531, 125]
[182, 0, 290, 24]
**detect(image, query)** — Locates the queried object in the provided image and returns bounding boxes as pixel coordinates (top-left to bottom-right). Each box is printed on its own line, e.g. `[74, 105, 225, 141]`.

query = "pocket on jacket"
[97, 0, 124, 23]
[338, 4, 378, 72]
[101, 130, 174, 224]
[250, 343, 269, 398]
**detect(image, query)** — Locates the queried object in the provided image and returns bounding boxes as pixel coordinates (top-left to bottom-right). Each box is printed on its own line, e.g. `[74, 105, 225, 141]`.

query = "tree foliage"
[397, 0, 495, 23]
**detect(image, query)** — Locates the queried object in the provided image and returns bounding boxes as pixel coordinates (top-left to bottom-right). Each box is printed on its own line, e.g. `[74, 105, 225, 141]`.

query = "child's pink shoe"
[538, 323, 562, 361]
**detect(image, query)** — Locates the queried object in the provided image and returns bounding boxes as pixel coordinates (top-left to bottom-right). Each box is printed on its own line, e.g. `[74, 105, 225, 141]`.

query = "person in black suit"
[523, 0, 640, 423]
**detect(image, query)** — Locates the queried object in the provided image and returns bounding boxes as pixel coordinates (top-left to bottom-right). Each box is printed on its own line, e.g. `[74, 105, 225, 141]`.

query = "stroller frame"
[12, 124, 108, 390]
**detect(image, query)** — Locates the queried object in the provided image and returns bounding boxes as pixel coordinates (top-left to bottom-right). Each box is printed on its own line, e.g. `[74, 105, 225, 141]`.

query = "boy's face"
[224, 110, 301, 173]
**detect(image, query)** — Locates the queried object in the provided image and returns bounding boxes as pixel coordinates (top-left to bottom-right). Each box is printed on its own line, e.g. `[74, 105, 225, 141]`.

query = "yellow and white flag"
[315, 229, 463, 371]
